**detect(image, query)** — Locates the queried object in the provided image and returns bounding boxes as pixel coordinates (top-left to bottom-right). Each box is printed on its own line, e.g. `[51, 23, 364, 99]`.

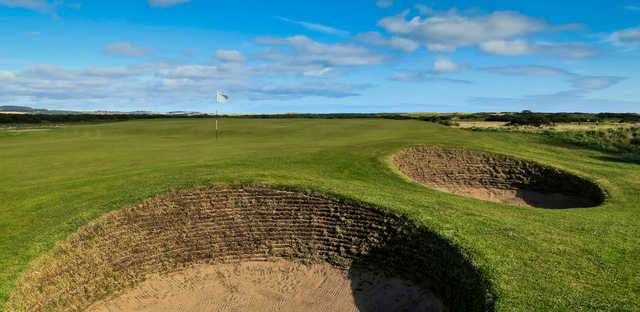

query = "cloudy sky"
[0, 0, 639, 113]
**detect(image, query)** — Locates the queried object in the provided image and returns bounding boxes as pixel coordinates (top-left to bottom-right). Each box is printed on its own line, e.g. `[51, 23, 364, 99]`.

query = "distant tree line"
[228, 113, 454, 122]
[0, 114, 186, 124]
[0, 113, 455, 125]
[2, 111, 639, 126]
[485, 111, 640, 126]
[485, 111, 553, 127]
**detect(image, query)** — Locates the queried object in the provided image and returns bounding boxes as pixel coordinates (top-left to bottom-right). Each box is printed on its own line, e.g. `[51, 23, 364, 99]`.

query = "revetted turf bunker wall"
[393, 146, 605, 209]
[6, 186, 494, 312]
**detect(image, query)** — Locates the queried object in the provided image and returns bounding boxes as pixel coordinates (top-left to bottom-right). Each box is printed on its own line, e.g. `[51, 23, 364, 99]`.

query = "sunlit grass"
[1, 118, 639, 311]
[456, 120, 640, 130]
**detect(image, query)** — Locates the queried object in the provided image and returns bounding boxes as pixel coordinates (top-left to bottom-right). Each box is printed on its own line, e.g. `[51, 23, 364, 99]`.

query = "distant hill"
[0, 106, 209, 124]
[0, 106, 207, 115]
[0, 106, 38, 113]
[0, 106, 81, 115]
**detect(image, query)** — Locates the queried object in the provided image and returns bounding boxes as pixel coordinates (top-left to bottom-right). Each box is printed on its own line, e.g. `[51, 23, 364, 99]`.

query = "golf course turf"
[1, 118, 639, 311]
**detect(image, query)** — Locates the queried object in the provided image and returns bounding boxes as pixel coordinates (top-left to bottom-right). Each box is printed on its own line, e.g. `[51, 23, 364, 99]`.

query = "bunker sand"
[393, 146, 604, 209]
[88, 260, 443, 312]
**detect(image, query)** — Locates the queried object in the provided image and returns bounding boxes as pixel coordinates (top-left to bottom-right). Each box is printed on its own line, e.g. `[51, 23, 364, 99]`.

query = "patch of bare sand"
[393, 146, 604, 209]
[87, 260, 444, 312]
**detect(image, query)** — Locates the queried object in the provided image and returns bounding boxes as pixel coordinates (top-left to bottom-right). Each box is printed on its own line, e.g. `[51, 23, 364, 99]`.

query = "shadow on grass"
[591, 155, 640, 165]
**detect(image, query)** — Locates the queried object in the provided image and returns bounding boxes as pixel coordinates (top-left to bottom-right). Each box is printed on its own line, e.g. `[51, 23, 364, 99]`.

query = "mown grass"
[1, 118, 639, 311]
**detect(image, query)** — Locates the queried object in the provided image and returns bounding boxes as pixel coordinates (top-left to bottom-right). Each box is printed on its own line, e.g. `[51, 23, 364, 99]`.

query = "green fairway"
[1, 118, 639, 311]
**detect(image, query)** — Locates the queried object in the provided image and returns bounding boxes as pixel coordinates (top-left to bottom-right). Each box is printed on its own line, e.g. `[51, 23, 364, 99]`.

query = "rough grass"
[1, 119, 639, 311]
[458, 121, 640, 157]
[457, 121, 640, 131]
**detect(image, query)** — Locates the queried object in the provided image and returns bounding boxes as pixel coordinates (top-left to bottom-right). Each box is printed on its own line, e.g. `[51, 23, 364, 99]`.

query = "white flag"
[216, 91, 229, 103]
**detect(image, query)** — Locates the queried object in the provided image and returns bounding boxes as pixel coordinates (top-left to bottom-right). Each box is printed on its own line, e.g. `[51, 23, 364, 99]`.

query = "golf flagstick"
[215, 91, 229, 141]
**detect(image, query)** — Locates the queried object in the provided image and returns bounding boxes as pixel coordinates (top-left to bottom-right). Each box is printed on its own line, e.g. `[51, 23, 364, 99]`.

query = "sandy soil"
[87, 260, 444, 312]
[393, 146, 603, 209]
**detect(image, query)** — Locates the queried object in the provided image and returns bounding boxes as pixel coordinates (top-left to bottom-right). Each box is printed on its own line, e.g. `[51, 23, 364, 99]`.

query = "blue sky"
[0, 0, 639, 113]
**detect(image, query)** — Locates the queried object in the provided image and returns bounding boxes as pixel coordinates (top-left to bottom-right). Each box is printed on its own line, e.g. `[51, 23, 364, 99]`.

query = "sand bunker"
[7, 186, 494, 312]
[393, 146, 605, 209]
[87, 261, 443, 312]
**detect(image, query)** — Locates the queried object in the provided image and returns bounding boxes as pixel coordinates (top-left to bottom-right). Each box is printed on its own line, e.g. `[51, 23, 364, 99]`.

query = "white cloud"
[616, 27, 640, 42]
[0, 0, 82, 18]
[571, 76, 625, 89]
[81, 65, 157, 78]
[0, 0, 58, 16]
[20, 64, 75, 80]
[0, 71, 16, 80]
[388, 71, 471, 84]
[147, 0, 190, 8]
[0, 65, 137, 101]
[388, 56, 470, 83]
[214, 50, 246, 62]
[480, 39, 531, 55]
[535, 42, 600, 59]
[414, 4, 435, 15]
[255, 35, 384, 67]
[626, 5, 640, 11]
[246, 82, 372, 101]
[482, 65, 625, 92]
[276, 17, 349, 36]
[481, 65, 571, 76]
[156, 65, 221, 79]
[0, 0, 53, 12]
[432, 56, 468, 73]
[479, 39, 600, 58]
[469, 90, 639, 113]
[385, 37, 420, 52]
[252, 36, 386, 79]
[300, 67, 334, 78]
[377, 8, 585, 55]
[607, 26, 640, 49]
[354, 31, 419, 52]
[378, 10, 553, 51]
[103, 42, 155, 58]
[251, 61, 342, 79]
[376, 0, 393, 8]
[426, 43, 457, 52]
[0, 50, 376, 109]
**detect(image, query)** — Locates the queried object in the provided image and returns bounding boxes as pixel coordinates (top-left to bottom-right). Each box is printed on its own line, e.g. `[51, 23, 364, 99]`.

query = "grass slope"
[1, 119, 638, 311]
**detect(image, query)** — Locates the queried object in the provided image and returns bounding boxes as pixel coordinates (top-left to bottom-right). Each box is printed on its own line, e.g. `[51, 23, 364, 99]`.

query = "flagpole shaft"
[216, 108, 218, 141]
[215, 90, 227, 142]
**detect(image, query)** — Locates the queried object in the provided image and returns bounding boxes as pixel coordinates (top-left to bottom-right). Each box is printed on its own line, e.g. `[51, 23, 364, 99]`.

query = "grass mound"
[393, 146, 605, 209]
[6, 186, 494, 312]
